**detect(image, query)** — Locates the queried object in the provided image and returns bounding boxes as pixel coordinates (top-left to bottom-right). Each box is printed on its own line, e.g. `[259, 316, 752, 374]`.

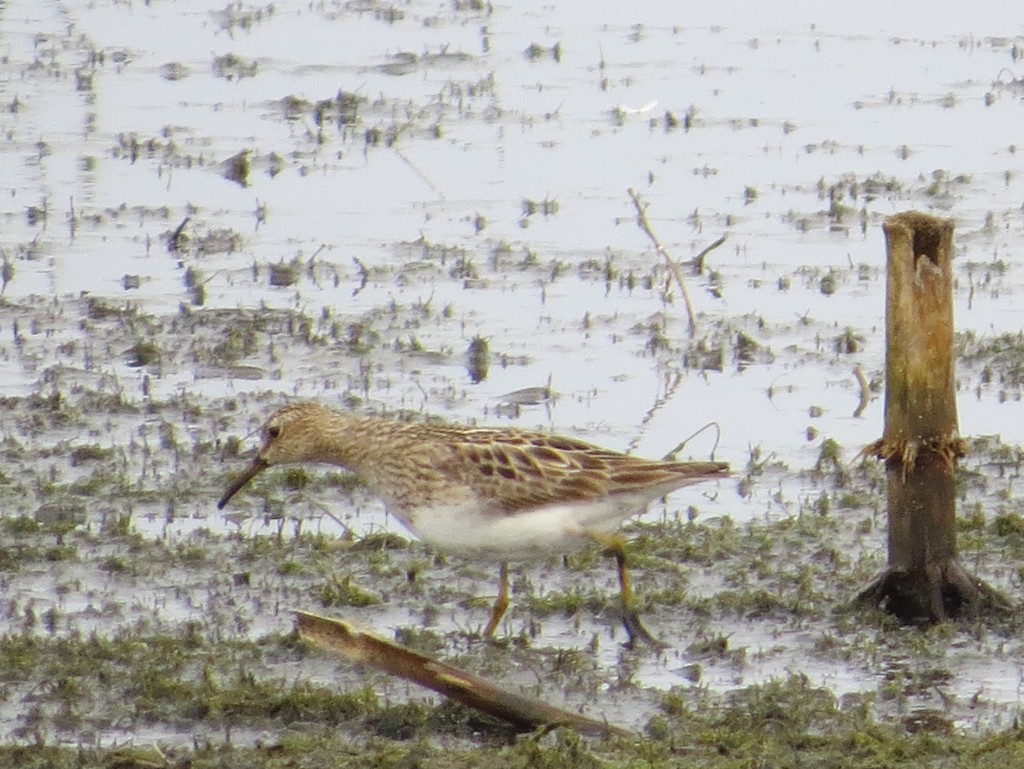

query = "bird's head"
[217, 402, 334, 509]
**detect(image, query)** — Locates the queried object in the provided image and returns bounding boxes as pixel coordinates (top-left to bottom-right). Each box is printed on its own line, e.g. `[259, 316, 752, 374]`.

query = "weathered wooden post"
[856, 211, 1001, 622]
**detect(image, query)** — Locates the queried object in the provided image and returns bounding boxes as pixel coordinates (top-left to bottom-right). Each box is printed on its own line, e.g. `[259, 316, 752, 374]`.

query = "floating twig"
[662, 421, 722, 462]
[852, 364, 870, 418]
[169, 217, 191, 253]
[692, 234, 727, 273]
[628, 189, 725, 337]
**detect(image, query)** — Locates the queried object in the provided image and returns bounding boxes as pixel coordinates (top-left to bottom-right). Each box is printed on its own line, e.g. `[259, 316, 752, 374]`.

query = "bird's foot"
[621, 607, 669, 650]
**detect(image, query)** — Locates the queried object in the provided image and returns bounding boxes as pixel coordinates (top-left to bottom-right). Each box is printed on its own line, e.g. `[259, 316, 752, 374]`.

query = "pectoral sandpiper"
[218, 402, 728, 646]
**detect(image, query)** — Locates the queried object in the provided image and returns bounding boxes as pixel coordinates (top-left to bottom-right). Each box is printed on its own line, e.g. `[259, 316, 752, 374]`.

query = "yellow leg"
[590, 532, 667, 649]
[483, 561, 510, 638]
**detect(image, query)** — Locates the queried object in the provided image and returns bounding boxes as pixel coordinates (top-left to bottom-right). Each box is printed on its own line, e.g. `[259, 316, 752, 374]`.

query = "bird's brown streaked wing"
[448, 436, 726, 515]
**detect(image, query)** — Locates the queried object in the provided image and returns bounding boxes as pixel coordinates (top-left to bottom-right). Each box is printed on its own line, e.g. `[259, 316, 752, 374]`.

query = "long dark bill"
[218, 457, 270, 509]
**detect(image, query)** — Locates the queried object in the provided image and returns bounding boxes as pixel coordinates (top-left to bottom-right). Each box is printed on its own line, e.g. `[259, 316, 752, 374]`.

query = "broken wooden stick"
[295, 611, 630, 737]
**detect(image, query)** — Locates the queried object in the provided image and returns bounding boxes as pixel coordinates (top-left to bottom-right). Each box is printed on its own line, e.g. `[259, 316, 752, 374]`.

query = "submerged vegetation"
[3, 0, 1024, 764]
[1, 352, 1024, 763]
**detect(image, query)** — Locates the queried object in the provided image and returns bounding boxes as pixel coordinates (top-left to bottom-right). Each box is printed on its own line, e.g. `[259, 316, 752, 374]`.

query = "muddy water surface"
[2, 0, 1024, 745]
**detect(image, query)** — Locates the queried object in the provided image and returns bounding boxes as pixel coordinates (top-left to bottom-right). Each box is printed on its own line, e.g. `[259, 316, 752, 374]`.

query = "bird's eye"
[267, 424, 281, 439]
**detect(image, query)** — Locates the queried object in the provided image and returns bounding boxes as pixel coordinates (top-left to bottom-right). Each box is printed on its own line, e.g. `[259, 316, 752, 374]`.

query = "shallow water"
[2, 0, 1024, 742]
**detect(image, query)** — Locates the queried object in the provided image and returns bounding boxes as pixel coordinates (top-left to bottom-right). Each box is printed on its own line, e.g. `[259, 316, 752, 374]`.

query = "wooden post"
[857, 212, 1001, 622]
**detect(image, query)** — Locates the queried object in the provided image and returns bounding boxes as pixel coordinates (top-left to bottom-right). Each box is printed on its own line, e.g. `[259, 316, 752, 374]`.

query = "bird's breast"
[399, 496, 639, 560]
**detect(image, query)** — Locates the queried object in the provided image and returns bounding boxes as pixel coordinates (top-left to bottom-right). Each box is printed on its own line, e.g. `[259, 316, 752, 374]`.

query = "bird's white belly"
[400, 497, 641, 560]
